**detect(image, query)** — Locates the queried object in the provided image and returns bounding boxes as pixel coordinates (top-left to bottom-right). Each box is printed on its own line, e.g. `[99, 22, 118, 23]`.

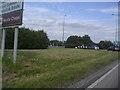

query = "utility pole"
[62, 15, 67, 46]
[112, 14, 118, 46]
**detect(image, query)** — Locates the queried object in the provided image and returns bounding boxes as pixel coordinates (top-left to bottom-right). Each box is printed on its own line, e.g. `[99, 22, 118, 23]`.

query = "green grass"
[2, 48, 118, 88]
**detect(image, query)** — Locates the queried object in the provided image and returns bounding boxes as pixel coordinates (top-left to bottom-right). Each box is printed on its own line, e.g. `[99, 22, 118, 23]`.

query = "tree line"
[65, 35, 93, 48]
[65, 35, 114, 49]
[5, 27, 114, 49]
[5, 27, 49, 49]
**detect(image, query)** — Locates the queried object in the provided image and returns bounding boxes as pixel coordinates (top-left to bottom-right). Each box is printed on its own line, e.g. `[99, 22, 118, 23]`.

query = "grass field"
[2, 48, 118, 88]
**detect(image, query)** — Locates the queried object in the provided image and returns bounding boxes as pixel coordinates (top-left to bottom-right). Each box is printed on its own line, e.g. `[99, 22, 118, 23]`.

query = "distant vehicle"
[113, 46, 120, 52]
[75, 47, 78, 49]
[88, 46, 99, 50]
[78, 46, 88, 49]
[107, 46, 115, 51]
[107, 46, 120, 52]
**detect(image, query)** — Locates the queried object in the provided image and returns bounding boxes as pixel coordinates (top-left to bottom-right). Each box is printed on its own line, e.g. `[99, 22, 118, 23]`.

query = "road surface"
[87, 64, 119, 88]
[68, 60, 119, 88]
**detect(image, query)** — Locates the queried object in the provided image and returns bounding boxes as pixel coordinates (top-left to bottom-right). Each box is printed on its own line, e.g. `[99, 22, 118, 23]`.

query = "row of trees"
[97, 41, 114, 49]
[65, 35, 94, 48]
[5, 27, 49, 49]
[65, 35, 114, 49]
[5, 27, 114, 49]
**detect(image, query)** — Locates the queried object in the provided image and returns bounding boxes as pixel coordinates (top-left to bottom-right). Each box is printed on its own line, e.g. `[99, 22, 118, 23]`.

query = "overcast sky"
[22, 2, 118, 43]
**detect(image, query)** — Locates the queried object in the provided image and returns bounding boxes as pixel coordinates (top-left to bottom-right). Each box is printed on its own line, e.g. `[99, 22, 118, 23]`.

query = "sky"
[22, 2, 118, 43]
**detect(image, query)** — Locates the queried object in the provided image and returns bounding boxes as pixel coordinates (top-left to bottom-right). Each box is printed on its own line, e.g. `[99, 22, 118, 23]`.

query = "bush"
[5, 27, 49, 49]
[65, 35, 94, 48]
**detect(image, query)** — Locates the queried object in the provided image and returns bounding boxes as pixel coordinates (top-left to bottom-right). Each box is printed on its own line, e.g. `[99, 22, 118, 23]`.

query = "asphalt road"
[87, 64, 119, 88]
[68, 60, 119, 88]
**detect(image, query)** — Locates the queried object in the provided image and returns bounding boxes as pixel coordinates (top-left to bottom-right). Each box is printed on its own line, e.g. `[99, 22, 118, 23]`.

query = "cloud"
[100, 7, 118, 13]
[22, 3, 116, 43]
[53, 21, 116, 42]
[87, 7, 118, 13]
[87, 8, 97, 11]
[24, 4, 51, 13]
[86, 20, 98, 22]
[23, 15, 116, 43]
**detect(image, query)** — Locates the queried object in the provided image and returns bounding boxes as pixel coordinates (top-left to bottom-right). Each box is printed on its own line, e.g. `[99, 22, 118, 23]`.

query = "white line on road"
[87, 64, 119, 88]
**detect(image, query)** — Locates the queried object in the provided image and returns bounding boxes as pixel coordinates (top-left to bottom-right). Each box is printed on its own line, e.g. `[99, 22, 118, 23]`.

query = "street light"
[62, 14, 67, 46]
[112, 14, 118, 45]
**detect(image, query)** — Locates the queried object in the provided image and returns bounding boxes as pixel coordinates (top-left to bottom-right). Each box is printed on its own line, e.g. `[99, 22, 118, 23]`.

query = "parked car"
[107, 46, 115, 51]
[107, 46, 120, 52]
[78, 46, 88, 49]
[113, 46, 120, 51]
[88, 46, 99, 50]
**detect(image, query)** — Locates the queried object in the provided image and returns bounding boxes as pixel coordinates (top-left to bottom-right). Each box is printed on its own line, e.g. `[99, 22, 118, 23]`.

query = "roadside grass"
[2, 48, 118, 88]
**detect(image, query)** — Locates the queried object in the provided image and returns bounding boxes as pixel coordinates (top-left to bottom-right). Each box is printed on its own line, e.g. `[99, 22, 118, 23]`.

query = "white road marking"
[87, 64, 119, 88]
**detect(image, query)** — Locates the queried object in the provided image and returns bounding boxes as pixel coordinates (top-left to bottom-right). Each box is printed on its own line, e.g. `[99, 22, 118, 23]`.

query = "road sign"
[2, 2, 23, 15]
[2, 10, 23, 27]
[0, 1, 24, 64]
[1, 2, 23, 28]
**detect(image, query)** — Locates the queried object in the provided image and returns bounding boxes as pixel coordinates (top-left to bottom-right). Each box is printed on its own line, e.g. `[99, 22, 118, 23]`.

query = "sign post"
[13, 27, 18, 64]
[1, 29, 6, 58]
[1, 1, 24, 63]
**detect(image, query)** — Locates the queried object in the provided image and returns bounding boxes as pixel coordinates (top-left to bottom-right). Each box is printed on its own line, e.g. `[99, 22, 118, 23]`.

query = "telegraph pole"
[112, 14, 118, 46]
[62, 15, 67, 46]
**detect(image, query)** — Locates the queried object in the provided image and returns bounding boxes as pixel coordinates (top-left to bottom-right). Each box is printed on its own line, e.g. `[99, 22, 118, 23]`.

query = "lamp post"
[112, 14, 118, 46]
[62, 15, 67, 46]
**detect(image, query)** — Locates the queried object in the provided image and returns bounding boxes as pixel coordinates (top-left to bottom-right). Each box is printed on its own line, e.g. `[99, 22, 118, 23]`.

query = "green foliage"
[82, 35, 94, 46]
[50, 40, 63, 46]
[98, 40, 114, 49]
[65, 35, 94, 48]
[5, 28, 14, 49]
[65, 36, 80, 48]
[65, 35, 114, 49]
[5, 27, 49, 49]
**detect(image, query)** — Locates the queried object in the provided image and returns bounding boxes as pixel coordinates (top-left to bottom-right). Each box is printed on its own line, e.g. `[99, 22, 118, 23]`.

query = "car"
[113, 46, 120, 52]
[108, 46, 120, 52]
[107, 46, 115, 51]
[88, 46, 99, 50]
[78, 46, 88, 49]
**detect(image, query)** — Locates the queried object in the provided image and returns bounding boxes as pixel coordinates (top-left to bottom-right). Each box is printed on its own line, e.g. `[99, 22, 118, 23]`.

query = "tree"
[5, 28, 14, 49]
[98, 40, 114, 49]
[82, 35, 94, 46]
[65, 36, 81, 48]
[35, 30, 49, 49]
[65, 35, 94, 48]
[5, 27, 49, 49]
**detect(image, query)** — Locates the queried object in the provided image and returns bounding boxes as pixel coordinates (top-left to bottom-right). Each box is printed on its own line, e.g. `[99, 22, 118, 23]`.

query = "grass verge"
[2, 48, 118, 88]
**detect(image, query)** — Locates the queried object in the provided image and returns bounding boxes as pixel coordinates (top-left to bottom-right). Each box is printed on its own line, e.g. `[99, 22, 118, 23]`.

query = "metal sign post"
[13, 27, 19, 64]
[1, 1, 24, 63]
[1, 29, 6, 58]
